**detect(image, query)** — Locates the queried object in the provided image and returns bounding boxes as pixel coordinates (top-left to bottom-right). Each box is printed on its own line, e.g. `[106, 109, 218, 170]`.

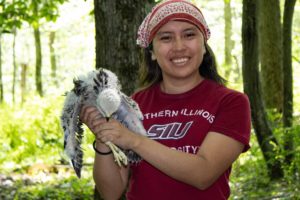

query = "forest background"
[0, 0, 299, 199]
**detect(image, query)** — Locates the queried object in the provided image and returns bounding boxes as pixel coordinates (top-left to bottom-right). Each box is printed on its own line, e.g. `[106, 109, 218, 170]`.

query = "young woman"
[81, 0, 251, 199]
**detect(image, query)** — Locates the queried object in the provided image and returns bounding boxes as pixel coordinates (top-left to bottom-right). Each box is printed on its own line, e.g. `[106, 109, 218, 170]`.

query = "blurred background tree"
[24, 0, 66, 97]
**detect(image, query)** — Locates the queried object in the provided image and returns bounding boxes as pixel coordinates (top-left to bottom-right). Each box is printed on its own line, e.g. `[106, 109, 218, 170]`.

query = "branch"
[292, 55, 300, 64]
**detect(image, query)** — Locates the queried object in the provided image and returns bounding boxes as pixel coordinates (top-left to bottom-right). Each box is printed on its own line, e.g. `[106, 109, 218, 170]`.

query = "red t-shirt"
[126, 79, 251, 200]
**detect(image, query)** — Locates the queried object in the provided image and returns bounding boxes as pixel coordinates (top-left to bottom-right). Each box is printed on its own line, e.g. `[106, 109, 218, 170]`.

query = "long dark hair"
[138, 43, 226, 89]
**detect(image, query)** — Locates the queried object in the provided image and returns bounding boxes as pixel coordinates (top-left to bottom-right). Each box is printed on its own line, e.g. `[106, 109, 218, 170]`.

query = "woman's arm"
[80, 106, 129, 200]
[96, 119, 244, 190]
[93, 141, 129, 200]
[133, 131, 244, 189]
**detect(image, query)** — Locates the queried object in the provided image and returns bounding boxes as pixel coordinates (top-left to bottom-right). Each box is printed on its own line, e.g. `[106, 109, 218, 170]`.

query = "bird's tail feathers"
[126, 150, 143, 164]
[61, 91, 84, 178]
[64, 128, 84, 178]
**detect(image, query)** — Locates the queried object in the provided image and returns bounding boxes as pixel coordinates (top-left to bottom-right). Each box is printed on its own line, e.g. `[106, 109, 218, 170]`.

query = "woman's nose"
[173, 37, 185, 51]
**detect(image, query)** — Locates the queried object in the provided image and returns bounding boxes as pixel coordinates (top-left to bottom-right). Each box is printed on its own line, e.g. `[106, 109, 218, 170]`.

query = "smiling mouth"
[171, 57, 189, 65]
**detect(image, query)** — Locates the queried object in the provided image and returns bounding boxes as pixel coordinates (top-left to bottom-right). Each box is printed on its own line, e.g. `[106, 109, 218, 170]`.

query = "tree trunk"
[34, 26, 43, 97]
[49, 31, 57, 84]
[242, 0, 283, 179]
[282, 0, 297, 164]
[12, 29, 17, 104]
[21, 63, 28, 104]
[224, 0, 233, 79]
[0, 33, 3, 103]
[33, 1, 43, 97]
[258, 0, 283, 112]
[94, 0, 155, 95]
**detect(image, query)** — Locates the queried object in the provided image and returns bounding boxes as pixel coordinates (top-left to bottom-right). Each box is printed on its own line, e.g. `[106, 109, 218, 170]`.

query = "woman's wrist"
[93, 140, 112, 155]
[130, 134, 145, 151]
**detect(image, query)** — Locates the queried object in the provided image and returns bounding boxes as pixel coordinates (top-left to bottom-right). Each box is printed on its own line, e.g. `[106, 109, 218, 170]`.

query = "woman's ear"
[151, 51, 157, 61]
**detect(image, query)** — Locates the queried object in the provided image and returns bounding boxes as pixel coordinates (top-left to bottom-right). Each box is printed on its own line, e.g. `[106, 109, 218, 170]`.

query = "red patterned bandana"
[137, 0, 210, 48]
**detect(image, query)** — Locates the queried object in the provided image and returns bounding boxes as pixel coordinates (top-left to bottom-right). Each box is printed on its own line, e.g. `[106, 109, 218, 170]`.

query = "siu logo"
[147, 121, 193, 140]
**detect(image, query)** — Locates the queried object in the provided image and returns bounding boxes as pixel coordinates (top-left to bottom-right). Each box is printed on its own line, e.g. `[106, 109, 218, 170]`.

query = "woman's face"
[152, 20, 206, 82]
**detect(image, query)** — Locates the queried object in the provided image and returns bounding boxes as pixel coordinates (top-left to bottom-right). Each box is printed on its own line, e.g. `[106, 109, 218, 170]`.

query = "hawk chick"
[61, 68, 146, 178]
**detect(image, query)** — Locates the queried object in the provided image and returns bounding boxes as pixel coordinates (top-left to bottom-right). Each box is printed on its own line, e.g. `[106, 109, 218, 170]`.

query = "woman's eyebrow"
[156, 31, 172, 36]
[156, 26, 198, 36]
[183, 27, 198, 32]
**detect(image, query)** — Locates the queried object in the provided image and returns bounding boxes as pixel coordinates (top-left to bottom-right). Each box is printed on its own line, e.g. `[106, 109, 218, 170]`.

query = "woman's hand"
[80, 106, 104, 134]
[92, 118, 142, 150]
[80, 105, 142, 150]
[80, 106, 111, 152]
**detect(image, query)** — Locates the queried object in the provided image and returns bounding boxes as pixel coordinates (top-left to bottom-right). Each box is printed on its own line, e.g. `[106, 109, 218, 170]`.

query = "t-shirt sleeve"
[210, 92, 251, 152]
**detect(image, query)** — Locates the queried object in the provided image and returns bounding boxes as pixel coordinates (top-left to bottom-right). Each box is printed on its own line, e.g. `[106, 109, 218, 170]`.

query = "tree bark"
[12, 29, 17, 103]
[258, 0, 283, 112]
[21, 63, 28, 104]
[224, 0, 233, 79]
[49, 31, 57, 82]
[242, 0, 283, 179]
[282, 0, 297, 164]
[34, 26, 43, 96]
[33, 1, 43, 97]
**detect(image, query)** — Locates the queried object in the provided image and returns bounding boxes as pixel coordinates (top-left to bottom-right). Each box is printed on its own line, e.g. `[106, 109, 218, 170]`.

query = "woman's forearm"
[132, 136, 211, 189]
[93, 141, 129, 200]
[131, 132, 243, 190]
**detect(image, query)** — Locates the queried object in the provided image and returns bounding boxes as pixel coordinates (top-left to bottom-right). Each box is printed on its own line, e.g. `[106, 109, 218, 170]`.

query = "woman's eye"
[160, 35, 172, 41]
[184, 32, 196, 38]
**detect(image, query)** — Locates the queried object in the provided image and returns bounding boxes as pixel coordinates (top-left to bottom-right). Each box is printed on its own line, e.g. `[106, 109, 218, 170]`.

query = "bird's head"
[96, 88, 121, 118]
[95, 68, 121, 90]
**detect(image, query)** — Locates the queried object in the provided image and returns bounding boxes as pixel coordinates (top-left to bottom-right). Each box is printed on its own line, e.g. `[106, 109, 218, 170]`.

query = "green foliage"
[26, 0, 66, 24]
[0, 95, 62, 168]
[0, 0, 67, 34]
[0, 0, 28, 33]
[0, 94, 96, 199]
[230, 118, 300, 199]
[0, 94, 95, 172]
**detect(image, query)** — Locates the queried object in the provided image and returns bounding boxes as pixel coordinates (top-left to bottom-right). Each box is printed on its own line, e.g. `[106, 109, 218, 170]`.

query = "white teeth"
[172, 58, 189, 64]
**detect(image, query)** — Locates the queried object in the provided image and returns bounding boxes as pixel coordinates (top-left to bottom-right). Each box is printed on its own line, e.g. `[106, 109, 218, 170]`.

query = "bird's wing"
[113, 93, 147, 136]
[122, 92, 144, 120]
[61, 91, 84, 178]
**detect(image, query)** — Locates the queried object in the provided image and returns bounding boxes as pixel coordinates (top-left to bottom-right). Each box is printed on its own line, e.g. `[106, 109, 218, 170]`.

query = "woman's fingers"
[89, 109, 100, 123]
[94, 120, 120, 141]
[80, 106, 95, 122]
[80, 106, 105, 134]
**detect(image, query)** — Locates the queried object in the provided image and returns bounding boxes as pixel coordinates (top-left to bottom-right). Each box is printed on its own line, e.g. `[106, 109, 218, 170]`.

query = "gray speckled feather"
[61, 68, 146, 178]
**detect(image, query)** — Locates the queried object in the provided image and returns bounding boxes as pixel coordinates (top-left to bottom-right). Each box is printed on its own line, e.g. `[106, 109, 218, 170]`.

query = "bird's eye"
[93, 86, 99, 94]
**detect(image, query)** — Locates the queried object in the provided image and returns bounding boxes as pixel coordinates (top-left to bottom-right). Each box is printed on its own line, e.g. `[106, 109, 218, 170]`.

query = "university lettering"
[144, 108, 215, 123]
[147, 121, 193, 140]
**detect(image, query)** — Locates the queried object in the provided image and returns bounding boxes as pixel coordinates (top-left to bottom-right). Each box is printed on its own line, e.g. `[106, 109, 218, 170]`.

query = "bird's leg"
[105, 117, 128, 166]
[105, 141, 128, 166]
